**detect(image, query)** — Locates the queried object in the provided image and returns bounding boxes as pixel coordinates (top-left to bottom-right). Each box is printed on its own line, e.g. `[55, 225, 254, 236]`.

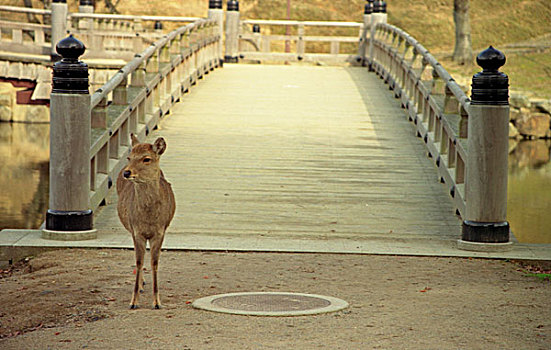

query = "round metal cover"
[192, 292, 348, 316]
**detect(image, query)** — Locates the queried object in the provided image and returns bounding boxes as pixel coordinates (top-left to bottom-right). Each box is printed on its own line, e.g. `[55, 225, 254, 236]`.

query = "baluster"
[133, 18, 144, 32]
[330, 41, 339, 55]
[297, 24, 305, 60]
[113, 76, 128, 106]
[92, 96, 108, 129]
[35, 29, 45, 45]
[12, 28, 23, 44]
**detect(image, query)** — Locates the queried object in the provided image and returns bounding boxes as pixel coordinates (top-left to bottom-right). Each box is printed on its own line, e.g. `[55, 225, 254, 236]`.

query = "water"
[0, 122, 49, 230]
[0, 122, 550, 244]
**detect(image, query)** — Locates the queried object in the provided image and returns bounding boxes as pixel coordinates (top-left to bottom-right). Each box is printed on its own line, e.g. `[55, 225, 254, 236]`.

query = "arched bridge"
[1, 1, 549, 260]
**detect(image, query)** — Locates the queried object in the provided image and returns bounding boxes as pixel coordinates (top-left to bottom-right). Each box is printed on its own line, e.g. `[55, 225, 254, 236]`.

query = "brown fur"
[117, 134, 176, 309]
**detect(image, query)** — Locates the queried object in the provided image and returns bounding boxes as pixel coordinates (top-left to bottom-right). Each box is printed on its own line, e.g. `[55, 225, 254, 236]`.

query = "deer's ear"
[153, 137, 166, 155]
[131, 133, 140, 147]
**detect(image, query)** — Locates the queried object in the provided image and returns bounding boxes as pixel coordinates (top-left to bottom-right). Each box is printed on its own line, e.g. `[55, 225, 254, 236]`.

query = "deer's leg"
[130, 234, 146, 309]
[149, 233, 165, 309]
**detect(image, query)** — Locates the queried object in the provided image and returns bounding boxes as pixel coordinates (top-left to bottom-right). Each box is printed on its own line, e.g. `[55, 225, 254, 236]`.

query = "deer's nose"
[123, 170, 132, 178]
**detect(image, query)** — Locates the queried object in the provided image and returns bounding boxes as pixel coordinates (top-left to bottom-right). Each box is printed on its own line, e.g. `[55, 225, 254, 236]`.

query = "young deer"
[117, 134, 176, 309]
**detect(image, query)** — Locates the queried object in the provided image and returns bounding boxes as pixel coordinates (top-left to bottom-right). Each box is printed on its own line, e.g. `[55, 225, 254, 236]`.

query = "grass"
[525, 273, 551, 282]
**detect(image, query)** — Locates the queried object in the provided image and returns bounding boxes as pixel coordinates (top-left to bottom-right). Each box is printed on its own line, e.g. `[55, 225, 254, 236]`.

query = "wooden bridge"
[2, 1, 549, 260]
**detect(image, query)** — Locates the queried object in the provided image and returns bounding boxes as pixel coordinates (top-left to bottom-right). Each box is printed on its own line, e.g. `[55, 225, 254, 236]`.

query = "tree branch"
[104, 0, 120, 14]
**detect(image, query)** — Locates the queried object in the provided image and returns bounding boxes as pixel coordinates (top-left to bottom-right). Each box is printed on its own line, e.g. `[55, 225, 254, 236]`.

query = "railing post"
[50, 0, 68, 61]
[154, 21, 163, 33]
[459, 46, 511, 250]
[368, 0, 387, 70]
[43, 35, 96, 240]
[297, 24, 305, 60]
[358, 0, 373, 66]
[208, 0, 224, 64]
[78, 0, 94, 31]
[225, 0, 240, 63]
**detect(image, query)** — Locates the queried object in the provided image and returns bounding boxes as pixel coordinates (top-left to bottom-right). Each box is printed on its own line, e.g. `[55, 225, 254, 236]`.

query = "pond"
[0, 122, 550, 244]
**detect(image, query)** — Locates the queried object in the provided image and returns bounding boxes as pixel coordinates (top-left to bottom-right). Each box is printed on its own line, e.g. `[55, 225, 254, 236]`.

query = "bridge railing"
[370, 22, 469, 218]
[69, 13, 201, 60]
[369, 20, 512, 246]
[43, 17, 221, 239]
[0, 5, 52, 56]
[87, 18, 220, 211]
[0, 5, 200, 61]
[237, 19, 363, 64]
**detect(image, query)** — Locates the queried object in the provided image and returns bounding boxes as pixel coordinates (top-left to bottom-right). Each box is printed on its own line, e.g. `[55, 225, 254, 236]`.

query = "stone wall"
[0, 83, 49, 123]
[509, 93, 551, 139]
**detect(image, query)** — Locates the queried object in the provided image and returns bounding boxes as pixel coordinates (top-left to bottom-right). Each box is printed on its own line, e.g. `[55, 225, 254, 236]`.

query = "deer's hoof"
[130, 304, 139, 310]
[154, 304, 162, 310]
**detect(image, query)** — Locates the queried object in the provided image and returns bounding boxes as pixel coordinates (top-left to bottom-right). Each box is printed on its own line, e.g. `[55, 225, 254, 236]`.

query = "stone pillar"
[368, 0, 387, 70]
[43, 35, 97, 241]
[225, 0, 240, 63]
[50, 0, 68, 61]
[459, 46, 511, 251]
[358, 0, 373, 65]
[78, 0, 94, 31]
[208, 0, 224, 63]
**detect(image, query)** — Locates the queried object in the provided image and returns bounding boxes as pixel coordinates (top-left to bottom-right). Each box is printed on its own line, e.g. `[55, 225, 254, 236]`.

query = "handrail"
[370, 22, 471, 217]
[90, 18, 213, 108]
[87, 17, 220, 211]
[377, 24, 470, 109]
[69, 13, 201, 23]
[242, 19, 362, 28]
[0, 5, 51, 15]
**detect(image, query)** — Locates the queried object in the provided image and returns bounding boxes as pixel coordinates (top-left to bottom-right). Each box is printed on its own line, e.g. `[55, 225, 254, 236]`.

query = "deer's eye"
[143, 157, 152, 163]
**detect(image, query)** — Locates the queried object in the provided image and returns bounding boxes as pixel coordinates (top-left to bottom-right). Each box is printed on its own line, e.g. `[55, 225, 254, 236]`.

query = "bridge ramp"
[95, 64, 462, 250]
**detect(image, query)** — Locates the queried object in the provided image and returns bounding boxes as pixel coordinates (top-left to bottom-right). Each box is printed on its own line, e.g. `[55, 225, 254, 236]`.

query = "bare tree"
[23, 0, 41, 24]
[104, 0, 121, 14]
[452, 0, 473, 65]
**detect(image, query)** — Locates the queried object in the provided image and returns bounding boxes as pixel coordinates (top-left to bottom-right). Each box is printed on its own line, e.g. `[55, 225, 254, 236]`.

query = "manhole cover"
[192, 292, 348, 316]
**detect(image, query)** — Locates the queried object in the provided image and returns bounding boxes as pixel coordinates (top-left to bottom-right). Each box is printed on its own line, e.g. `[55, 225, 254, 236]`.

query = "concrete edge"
[457, 240, 514, 252]
[1, 229, 550, 263]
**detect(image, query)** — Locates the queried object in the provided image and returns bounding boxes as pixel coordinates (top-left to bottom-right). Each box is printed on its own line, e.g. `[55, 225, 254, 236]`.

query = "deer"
[117, 133, 176, 309]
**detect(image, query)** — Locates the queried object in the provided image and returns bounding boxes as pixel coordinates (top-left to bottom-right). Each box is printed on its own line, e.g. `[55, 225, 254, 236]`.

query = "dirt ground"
[0, 249, 549, 349]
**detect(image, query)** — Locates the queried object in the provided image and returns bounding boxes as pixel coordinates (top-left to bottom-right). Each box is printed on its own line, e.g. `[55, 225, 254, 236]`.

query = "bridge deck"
[95, 64, 462, 248]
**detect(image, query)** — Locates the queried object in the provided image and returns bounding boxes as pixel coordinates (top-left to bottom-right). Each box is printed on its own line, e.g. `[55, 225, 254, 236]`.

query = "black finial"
[364, 0, 373, 14]
[365, 0, 374, 14]
[209, 0, 222, 9]
[80, 0, 93, 5]
[52, 35, 89, 94]
[373, 0, 386, 13]
[471, 46, 509, 105]
[252, 24, 260, 33]
[227, 0, 239, 11]
[154, 21, 163, 30]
